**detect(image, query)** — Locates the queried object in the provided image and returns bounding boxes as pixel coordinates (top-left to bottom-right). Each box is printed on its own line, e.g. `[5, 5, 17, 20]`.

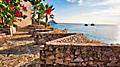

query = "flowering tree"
[0, 0, 27, 28]
[23, 0, 55, 26]
[31, 0, 46, 25]
[44, 5, 54, 23]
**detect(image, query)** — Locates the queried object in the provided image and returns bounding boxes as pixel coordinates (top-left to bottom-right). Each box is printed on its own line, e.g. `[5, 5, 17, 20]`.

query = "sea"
[50, 23, 120, 44]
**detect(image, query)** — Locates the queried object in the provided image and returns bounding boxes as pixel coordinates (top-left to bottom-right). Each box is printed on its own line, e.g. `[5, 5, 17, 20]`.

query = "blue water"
[51, 23, 120, 44]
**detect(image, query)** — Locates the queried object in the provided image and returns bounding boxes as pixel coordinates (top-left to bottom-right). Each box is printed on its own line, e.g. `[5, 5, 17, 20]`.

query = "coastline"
[0, 24, 119, 66]
[50, 23, 120, 44]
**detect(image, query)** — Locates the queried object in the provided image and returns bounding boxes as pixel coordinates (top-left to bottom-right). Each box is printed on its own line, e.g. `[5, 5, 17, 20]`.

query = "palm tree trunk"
[45, 14, 48, 23]
[44, 14, 48, 27]
[38, 14, 41, 25]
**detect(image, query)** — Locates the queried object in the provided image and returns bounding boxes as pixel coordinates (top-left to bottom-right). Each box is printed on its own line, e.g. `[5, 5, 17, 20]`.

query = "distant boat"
[48, 20, 57, 26]
[91, 24, 95, 26]
[84, 24, 88, 26]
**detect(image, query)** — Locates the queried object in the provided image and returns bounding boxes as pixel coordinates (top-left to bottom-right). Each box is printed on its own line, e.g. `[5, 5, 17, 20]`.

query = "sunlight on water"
[51, 23, 120, 44]
[113, 25, 120, 44]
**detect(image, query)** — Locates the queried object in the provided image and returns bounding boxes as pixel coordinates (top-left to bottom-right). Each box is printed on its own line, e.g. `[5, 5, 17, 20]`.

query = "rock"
[46, 59, 53, 64]
[107, 62, 118, 66]
[55, 59, 63, 64]
[74, 56, 83, 62]
[84, 58, 89, 61]
[97, 62, 104, 66]
[69, 63, 76, 66]
[82, 62, 87, 66]
[56, 53, 63, 58]
[88, 61, 94, 65]
[48, 55, 55, 60]
[70, 55, 74, 58]
[89, 57, 94, 61]
[75, 49, 80, 55]
[65, 56, 71, 61]
[84, 24, 88, 26]
[45, 51, 52, 56]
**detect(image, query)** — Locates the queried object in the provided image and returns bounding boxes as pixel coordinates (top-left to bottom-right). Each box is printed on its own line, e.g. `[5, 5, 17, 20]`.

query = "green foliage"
[0, 23, 4, 28]
[13, 23, 17, 27]
[50, 14, 54, 19]
[24, 0, 55, 26]
[0, 0, 26, 28]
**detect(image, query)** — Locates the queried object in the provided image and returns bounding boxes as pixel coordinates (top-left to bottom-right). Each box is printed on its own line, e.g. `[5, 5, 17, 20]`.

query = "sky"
[45, 0, 120, 24]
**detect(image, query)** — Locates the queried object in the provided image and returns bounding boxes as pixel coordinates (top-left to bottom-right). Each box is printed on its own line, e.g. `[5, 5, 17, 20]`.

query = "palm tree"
[24, 0, 45, 25]
[23, 0, 55, 26]
[44, 5, 55, 23]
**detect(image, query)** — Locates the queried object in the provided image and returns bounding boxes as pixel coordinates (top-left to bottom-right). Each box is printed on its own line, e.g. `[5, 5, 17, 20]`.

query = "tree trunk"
[38, 14, 41, 25]
[45, 14, 48, 23]
[32, 18, 34, 24]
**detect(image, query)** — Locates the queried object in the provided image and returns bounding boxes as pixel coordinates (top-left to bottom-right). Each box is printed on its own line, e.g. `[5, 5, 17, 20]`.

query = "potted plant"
[0, 0, 27, 35]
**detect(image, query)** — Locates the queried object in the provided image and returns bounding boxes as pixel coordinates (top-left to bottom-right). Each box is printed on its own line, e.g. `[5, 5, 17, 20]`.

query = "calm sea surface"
[51, 23, 120, 44]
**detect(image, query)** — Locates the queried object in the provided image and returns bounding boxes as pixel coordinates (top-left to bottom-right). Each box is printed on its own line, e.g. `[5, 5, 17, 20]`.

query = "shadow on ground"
[0, 43, 40, 55]
[20, 58, 71, 67]
[10, 36, 33, 41]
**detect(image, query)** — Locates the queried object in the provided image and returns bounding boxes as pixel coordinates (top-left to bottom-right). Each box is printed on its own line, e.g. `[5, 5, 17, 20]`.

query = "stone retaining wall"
[40, 45, 120, 66]
[31, 29, 52, 37]
[34, 33, 76, 45]
[41, 33, 119, 66]
[34, 33, 120, 66]
[46, 33, 103, 45]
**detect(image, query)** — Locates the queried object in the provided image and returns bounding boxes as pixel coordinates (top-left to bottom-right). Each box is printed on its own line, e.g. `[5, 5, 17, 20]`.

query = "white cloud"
[84, 0, 120, 17]
[78, 0, 83, 5]
[66, 0, 83, 4]
[96, 0, 120, 5]
[66, 0, 77, 3]
[60, 0, 120, 24]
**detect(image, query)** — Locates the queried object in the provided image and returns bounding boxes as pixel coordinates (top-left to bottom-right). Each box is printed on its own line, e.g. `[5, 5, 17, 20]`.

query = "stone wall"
[40, 45, 120, 66]
[30, 29, 52, 37]
[46, 33, 103, 45]
[34, 33, 120, 66]
[34, 33, 76, 45]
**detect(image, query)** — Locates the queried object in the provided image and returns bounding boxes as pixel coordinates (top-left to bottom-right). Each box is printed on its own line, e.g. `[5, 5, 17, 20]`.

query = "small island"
[48, 20, 57, 26]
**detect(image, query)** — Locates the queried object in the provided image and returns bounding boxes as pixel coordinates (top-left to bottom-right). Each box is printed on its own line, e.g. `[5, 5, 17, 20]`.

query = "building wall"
[15, 1, 32, 27]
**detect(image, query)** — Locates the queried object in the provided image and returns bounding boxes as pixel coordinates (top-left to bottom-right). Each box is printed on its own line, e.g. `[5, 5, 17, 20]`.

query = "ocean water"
[51, 23, 120, 44]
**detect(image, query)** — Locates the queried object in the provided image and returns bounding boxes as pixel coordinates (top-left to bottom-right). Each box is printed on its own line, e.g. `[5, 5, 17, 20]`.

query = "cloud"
[79, 0, 120, 19]
[59, 0, 120, 24]
[66, 0, 120, 7]
[66, 0, 83, 4]
[66, 0, 77, 3]
[78, 0, 83, 5]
